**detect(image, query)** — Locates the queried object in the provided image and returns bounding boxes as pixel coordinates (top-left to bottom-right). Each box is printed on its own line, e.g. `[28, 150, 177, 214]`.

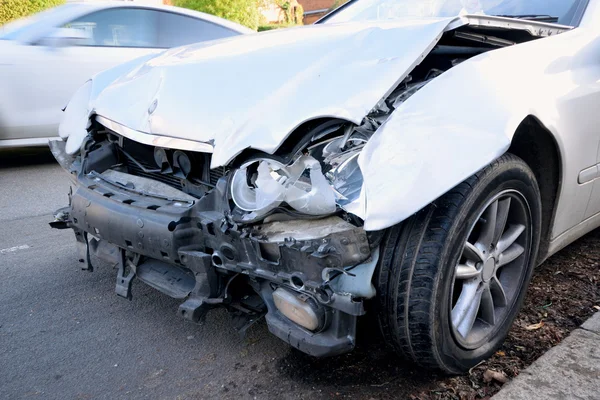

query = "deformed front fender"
[358, 26, 600, 232]
[358, 83, 514, 231]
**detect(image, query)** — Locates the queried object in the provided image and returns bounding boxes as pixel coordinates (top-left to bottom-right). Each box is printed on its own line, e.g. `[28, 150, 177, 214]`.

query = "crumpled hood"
[91, 18, 463, 167]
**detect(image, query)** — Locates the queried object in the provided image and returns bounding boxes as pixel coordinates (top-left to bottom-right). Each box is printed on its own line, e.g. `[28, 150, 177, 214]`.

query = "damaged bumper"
[50, 140, 377, 357]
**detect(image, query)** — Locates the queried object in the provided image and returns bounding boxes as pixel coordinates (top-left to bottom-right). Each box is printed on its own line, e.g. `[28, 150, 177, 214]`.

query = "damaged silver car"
[51, 0, 600, 373]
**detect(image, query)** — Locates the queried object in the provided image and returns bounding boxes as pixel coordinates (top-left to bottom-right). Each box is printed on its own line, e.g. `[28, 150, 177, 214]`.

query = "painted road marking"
[0, 245, 30, 254]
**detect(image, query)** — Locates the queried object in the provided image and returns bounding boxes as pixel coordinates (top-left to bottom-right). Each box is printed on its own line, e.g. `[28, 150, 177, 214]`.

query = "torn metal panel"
[327, 248, 380, 299]
[458, 14, 572, 37]
[76, 18, 465, 165]
[359, 25, 600, 237]
[95, 116, 214, 154]
[62, 14, 595, 240]
[258, 216, 359, 242]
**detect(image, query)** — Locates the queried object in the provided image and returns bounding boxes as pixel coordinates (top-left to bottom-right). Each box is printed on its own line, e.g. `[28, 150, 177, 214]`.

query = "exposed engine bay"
[51, 21, 556, 356]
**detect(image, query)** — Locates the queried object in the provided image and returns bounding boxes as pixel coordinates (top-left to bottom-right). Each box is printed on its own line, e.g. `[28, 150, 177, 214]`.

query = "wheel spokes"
[479, 286, 495, 325]
[451, 192, 530, 346]
[498, 243, 524, 267]
[496, 224, 526, 254]
[456, 263, 479, 279]
[492, 198, 511, 247]
[463, 242, 485, 263]
[477, 200, 498, 251]
[490, 276, 508, 307]
[452, 282, 482, 338]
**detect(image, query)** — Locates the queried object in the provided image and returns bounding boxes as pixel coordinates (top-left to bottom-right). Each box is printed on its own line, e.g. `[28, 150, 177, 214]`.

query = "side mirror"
[38, 28, 91, 48]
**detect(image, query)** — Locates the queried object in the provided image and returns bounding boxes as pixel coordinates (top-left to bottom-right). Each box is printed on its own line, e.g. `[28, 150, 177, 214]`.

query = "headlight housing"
[59, 80, 93, 155]
[230, 132, 366, 221]
[231, 154, 338, 218]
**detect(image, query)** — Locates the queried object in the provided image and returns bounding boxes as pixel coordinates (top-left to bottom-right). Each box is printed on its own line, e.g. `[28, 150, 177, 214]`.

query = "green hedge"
[173, 0, 262, 31]
[0, 0, 65, 26]
[258, 23, 299, 32]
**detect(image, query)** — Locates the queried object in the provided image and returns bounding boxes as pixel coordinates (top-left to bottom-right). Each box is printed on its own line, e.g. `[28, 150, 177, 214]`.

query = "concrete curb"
[492, 312, 600, 400]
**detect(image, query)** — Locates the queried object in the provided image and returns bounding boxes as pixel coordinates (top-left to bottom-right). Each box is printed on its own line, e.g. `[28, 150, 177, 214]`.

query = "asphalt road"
[1, 149, 442, 400]
[9, 149, 597, 400]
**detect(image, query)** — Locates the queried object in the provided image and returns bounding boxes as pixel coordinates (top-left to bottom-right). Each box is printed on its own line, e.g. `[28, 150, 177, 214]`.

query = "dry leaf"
[594, 305, 600, 311]
[495, 350, 506, 357]
[483, 369, 509, 384]
[525, 321, 544, 330]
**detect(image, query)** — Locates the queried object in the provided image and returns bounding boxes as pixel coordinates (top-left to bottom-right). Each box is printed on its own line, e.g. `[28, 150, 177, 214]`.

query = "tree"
[275, 0, 303, 25]
[173, 0, 263, 31]
[0, 0, 65, 26]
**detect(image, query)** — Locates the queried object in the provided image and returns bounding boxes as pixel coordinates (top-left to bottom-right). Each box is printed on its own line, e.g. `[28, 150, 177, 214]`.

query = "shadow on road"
[274, 317, 441, 398]
[0, 148, 57, 168]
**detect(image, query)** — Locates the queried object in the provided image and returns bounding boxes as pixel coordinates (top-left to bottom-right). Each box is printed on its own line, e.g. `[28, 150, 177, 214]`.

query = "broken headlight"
[231, 154, 337, 218]
[230, 129, 367, 221]
[59, 79, 93, 155]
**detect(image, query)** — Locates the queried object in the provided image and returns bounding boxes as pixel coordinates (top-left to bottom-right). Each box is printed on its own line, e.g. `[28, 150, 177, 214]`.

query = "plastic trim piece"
[95, 115, 214, 154]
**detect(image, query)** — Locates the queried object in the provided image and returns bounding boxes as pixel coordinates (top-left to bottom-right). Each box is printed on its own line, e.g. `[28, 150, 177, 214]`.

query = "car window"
[157, 12, 238, 48]
[64, 8, 159, 48]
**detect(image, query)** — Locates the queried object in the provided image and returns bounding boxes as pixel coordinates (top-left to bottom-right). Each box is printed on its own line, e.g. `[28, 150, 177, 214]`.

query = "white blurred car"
[0, 2, 252, 148]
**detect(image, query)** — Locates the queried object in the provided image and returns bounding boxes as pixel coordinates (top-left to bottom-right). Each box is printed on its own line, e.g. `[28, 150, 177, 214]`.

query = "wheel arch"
[508, 115, 562, 263]
[229, 116, 351, 167]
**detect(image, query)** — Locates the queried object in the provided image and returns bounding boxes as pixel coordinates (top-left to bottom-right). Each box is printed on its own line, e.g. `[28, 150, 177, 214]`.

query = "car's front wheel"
[375, 153, 542, 373]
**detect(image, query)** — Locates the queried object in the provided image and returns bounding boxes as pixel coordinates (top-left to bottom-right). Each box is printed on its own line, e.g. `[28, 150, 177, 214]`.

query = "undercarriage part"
[178, 296, 221, 323]
[51, 146, 367, 356]
[261, 283, 356, 357]
[50, 206, 71, 230]
[115, 249, 135, 300]
[273, 287, 324, 331]
[88, 235, 120, 265]
[65, 165, 372, 297]
[136, 259, 196, 299]
[228, 292, 268, 335]
[75, 230, 93, 272]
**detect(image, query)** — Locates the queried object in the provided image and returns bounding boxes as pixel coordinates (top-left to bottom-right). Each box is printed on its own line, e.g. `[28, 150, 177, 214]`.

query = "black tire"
[375, 153, 542, 373]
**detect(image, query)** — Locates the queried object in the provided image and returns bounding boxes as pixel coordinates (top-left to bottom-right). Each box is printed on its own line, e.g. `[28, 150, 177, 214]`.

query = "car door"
[7, 7, 165, 140]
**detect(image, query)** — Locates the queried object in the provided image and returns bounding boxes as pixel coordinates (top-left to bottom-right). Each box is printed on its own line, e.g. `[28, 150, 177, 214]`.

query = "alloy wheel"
[450, 190, 531, 349]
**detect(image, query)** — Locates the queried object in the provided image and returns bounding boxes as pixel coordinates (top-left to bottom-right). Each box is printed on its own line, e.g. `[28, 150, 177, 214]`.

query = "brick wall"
[298, 0, 338, 24]
[298, 0, 336, 12]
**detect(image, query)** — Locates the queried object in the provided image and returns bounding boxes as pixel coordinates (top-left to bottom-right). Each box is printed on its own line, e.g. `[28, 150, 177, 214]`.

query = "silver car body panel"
[360, 23, 600, 246]
[95, 116, 214, 153]
[89, 17, 460, 166]
[88, 16, 570, 168]
[68, 12, 600, 257]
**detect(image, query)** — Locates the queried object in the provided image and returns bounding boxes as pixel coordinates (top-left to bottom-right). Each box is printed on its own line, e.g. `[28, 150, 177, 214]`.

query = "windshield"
[322, 0, 584, 26]
[0, 4, 79, 41]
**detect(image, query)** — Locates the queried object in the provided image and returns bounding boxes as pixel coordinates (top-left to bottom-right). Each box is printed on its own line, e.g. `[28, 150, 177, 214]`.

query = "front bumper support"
[50, 141, 374, 357]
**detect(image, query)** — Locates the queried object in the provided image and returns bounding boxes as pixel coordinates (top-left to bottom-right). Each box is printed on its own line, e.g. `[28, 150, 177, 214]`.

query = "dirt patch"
[263, 228, 600, 399]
